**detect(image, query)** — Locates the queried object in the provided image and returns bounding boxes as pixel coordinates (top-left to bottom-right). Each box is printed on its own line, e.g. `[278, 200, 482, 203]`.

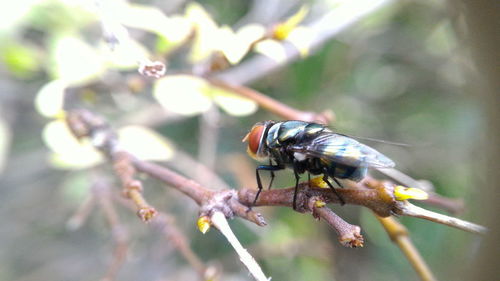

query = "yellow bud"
[314, 200, 326, 208]
[272, 6, 309, 40]
[394, 185, 429, 201]
[197, 216, 211, 234]
[273, 24, 291, 41]
[310, 176, 328, 189]
[53, 110, 67, 120]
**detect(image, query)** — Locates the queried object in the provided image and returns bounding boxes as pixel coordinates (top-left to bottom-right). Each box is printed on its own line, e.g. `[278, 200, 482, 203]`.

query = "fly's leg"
[322, 169, 346, 205]
[268, 159, 275, 190]
[332, 178, 345, 189]
[292, 170, 300, 210]
[327, 165, 346, 205]
[292, 162, 301, 210]
[254, 165, 284, 207]
[322, 175, 346, 205]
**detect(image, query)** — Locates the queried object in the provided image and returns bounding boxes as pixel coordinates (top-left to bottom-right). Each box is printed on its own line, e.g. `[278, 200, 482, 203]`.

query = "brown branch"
[376, 216, 437, 281]
[311, 197, 364, 248]
[112, 151, 157, 222]
[237, 180, 486, 234]
[209, 79, 333, 124]
[133, 159, 268, 227]
[66, 110, 157, 222]
[237, 181, 396, 217]
[132, 159, 213, 206]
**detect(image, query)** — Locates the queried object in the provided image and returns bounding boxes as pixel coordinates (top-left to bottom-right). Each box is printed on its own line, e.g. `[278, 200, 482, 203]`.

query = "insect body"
[243, 120, 395, 209]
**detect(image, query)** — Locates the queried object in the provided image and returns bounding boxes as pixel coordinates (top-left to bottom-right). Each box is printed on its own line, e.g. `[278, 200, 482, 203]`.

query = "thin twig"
[112, 151, 157, 221]
[66, 192, 96, 230]
[211, 211, 269, 281]
[66, 110, 157, 222]
[132, 159, 213, 206]
[394, 201, 487, 235]
[311, 200, 364, 248]
[376, 215, 437, 281]
[133, 159, 267, 226]
[93, 182, 129, 281]
[209, 79, 333, 124]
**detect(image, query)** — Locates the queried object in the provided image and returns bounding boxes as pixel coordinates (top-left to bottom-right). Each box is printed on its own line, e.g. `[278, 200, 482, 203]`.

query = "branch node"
[200, 190, 237, 220]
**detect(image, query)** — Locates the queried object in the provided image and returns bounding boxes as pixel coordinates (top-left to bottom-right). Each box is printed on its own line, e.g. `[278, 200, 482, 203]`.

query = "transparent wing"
[290, 133, 395, 168]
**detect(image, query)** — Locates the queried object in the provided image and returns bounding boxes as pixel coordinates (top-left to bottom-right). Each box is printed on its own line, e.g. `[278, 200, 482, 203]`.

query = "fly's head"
[242, 121, 275, 162]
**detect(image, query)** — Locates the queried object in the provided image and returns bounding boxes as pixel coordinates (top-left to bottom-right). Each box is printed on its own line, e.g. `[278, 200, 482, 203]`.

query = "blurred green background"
[0, 0, 490, 280]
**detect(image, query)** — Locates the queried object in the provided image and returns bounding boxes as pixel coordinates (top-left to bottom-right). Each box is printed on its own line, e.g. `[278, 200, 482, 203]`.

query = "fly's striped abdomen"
[320, 158, 368, 181]
[294, 133, 395, 168]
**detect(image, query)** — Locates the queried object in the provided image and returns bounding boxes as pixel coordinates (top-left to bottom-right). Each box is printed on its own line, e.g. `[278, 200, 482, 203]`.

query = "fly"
[243, 120, 395, 210]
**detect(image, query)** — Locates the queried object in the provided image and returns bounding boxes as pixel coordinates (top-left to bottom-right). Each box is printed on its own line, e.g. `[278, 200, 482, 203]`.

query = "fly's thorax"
[264, 121, 330, 166]
[266, 121, 327, 149]
[265, 122, 283, 148]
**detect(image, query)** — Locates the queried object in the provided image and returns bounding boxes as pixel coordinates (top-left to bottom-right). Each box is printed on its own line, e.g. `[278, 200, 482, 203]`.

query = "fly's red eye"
[247, 125, 265, 155]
